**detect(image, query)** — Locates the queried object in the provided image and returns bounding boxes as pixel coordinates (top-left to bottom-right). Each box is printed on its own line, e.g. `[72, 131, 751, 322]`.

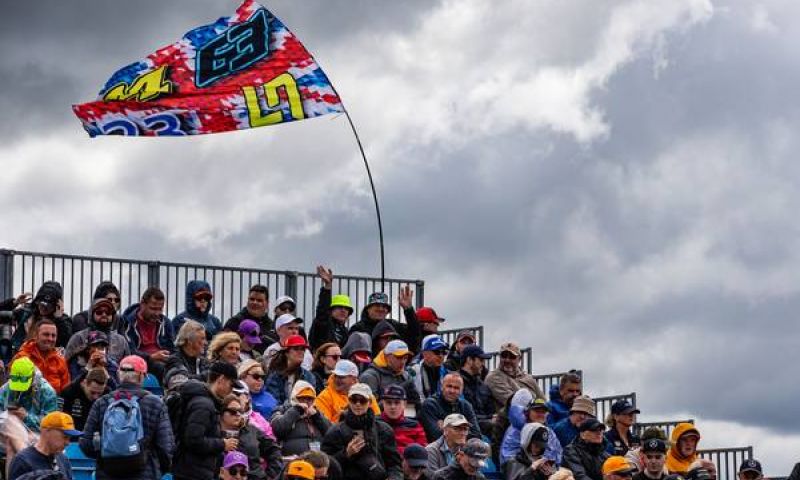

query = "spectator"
[311, 342, 342, 388]
[370, 320, 400, 357]
[208, 332, 242, 367]
[458, 345, 495, 434]
[347, 288, 421, 355]
[79, 355, 174, 480]
[271, 380, 331, 456]
[738, 460, 763, 480]
[237, 320, 264, 363]
[341, 332, 372, 374]
[0, 358, 58, 466]
[219, 393, 282, 480]
[8, 412, 80, 480]
[223, 285, 273, 350]
[402, 444, 432, 480]
[220, 451, 249, 480]
[426, 413, 470, 472]
[164, 320, 210, 390]
[665, 423, 701, 475]
[633, 439, 668, 480]
[485, 343, 545, 415]
[286, 460, 316, 480]
[562, 419, 610, 480]
[420, 373, 481, 442]
[12, 319, 70, 393]
[415, 307, 445, 337]
[238, 359, 278, 420]
[604, 401, 641, 456]
[263, 314, 313, 370]
[12, 281, 72, 351]
[231, 381, 275, 440]
[65, 331, 118, 390]
[308, 266, 352, 351]
[505, 423, 559, 480]
[65, 298, 130, 366]
[410, 335, 450, 400]
[172, 361, 238, 480]
[431, 437, 491, 480]
[381, 385, 427, 455]
[264, 335, 317, 405]
[316, 360, 380, 423]
[172, 280, 223, 341]
[547, 372, 583, 427]
[686, 460, 716, 480]
[302, 451, 338, 480]
[120, 287, 175, 383]
[443, 330, 476, 372]
[321, 383, 402, 480]
[59, 368, 109, 431]
[359, 340, 416, 401]
[273, 294, 297, 318]
[602, 457, 637, 480]
[501, 395, 562, 466]
[553, 395, 595, 448]
[71, 281, 121, 333]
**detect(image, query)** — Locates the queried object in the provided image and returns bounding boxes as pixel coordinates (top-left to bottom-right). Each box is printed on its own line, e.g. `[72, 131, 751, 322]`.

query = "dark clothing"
[171, 380, 224, 480]
[59, 376, 111, 431]
[605, 427, 639, 456]
[67, 357, 119, 391]
[270, 402, 332, 456]
[12, 308, 73, 351]
[9, 446, 72, 480]
[459, 369, 496, 420]
[79, 382, 174, 480]
[505, 452, 549, 480]
[164, 348, 210, 385]
[420, 393, 482, 442]
[236, 423, 283, 480]
[553, 417, 579, 449]
[72, 281, 121, 333]
[120, 304, 175, 361]
[546, 385, 571, 428]
[370, 320, 400, 356]
[223, 308, 273, 353]
[321, 410, 403, 480]
[633, 473, 666, 480]
[348, 306, 421, 354]
[308, 287, 350, 351]
[789, 463, 800, 480]
[562, 439, 610, 480]
[171, 280, 222, 341]
[431, 463, 486, 480]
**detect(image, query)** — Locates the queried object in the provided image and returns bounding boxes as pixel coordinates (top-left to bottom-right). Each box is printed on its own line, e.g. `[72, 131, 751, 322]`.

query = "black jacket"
[459, 370, 495, 420]
[348, 307, 421, 354]
[504, 451, 549, 480]
[60, 375, 110, 431]
[172, 380, 225, 480]
[164, 349, 210, 387]
[431, 463, 486, 480]
[237, 422, 283, 480]
[270, 402, 332, 456]
[562, 438, 610, 480]
[321, 410, 403, 480]
[224, 308, 273, 353]
[308, 287, 349, 351]
[604, 427, 639, 456]
[420, 393, 482, 442]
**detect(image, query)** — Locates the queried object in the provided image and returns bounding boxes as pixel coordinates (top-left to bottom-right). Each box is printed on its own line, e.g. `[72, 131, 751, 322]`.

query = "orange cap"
[286, 460, 315, 480]
[603, 456, 636, 476]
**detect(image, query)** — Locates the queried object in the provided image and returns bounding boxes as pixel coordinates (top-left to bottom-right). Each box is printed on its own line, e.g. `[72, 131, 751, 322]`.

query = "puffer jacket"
[120, 303, 175, 361]
[171, 280, 222, 340]
[236, 421, 283, 480]
[665, 423, 701, 475]
[546, 384, 571, 427]
[501, 389, 562, 465]
[64, 298, 131, 364]
[348, 306, 421, 354]
[562, 438, 610, 480]
[163, 348, 210, 387]
[71, 281, 121, 333]
[459, 369, 495, 420]
[172, 380, 225, 480]
[270, 381, 332, 456]
[505, 423, 560, 480]
[264, 367, 317, 405]
[420, 392, 481, 442]
[553, 416, 580, 449]
[321, 409, 402, 480]
[0, 371, 58, 431]
[380, 411, 427, 455]
[12, 341, 70, 393]
[308, 287, 350, 351]
[315, 373, 381, 423]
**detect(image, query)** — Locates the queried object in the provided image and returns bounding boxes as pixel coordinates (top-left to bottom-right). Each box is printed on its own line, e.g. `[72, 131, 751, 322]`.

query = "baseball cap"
[40, 412, 82, 437]
[237, 319, 263, 345]
[641, 438, 667, 454]
[384, 339, 411, 357]
[366, 292, 391, 309]
[686, 468, 712, 480]
[461, 345, 491, 359]
[443, 413, 470, 428]
[603, 456, 636, 475]
[332, 359, 359, 377]
[348, 383, 373, 400]
[87, 330, 109, 347]
[275, 295, 296, 310]
[462, 438, 491, 468]
[422, 335, 448, 352]
[351, 351, 372, 364]
[404, 443, 429, 467]
[275, 313, 303, 331]
[92, 298, 116, 313]
[223, 451, 249, 470]
[571, 395, 596, 416]
[500, 342, 522, 357]
[119, 355, 148, 374]
[286, 460, 315, 480]
[739, 459, 762, 476]
[456, 330, 476, 342]
[9, 357, 35, 392]
[579, 418, 605, 432]
[283, 334, 309, 349]
[416, 307, 445, 324]
[611, 400, 640, 415]
[527, 397, 551, 412]
[382, 384, 407, 400]
[209, 361, 238, 381]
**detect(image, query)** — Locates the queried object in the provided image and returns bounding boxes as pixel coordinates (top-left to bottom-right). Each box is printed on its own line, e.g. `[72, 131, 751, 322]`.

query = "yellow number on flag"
[243, 73, 305, 127]
[103, 66, 173, 102]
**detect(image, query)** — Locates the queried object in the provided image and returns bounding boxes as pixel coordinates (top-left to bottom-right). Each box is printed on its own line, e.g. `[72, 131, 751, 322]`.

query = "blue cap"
[422, 335, 448, 352]
[461, 345, 491, 359]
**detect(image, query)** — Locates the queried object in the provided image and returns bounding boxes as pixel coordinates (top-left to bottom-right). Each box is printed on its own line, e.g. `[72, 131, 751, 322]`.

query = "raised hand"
[398, 285, 413, 309]
[316, 265, 333, 289]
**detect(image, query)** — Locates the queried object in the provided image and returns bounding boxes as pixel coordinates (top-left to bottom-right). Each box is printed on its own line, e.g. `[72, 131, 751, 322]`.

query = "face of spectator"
[382, 398, 405, 419]
[678, 434, 699, 457]
[185, 330, 208, 357]
[274, 302, 295, 317]
[366, 303, 389, 322]
[278, 322, 301, 340]
[615, 412, 636, 428]
[88, 345, 107, 358]
[243, 367, 265, 393]
[463, 356, 484, 375]
[385, 353, 409, 373]
[403, 460, 425, 480]
[105, 293, 121, 311]
[528, 407, 548, 424]
[580, 428, 604, 444]
[643, 453, 666, 475]
[569, 411, 589, 427]
[331, 306, 350, 323]
[321, 346, 341, 371]
[456, 336, 475, 353]
[41, 428, 71, 454]
[194, 296, 210, 314]
[221, 341, 241, 364]
[457, 452, 479, 476]
[422, 322, 439, 334]
[287, 346, 306, 366]
[221, 399, 243, 430]
[36, 324, 57, 352]
[560, 382, 583, 406]
[441, 375, 464, 403]
[422, 349, 446, 367]
[82, 379, 106, 401]
[499, 351, 520, 374]
[333, 375, 357, 394]
[349, 394, 370, 415]
[141, 297, 165, 322]
[221, 465, 248, 480]
[247, 292, 268, 317]
[444, 424, 469, 447]
[93, 305, 114, 327]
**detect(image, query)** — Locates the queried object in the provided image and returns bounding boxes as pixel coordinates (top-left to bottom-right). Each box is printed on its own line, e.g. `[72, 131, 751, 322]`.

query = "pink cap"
[119, 355, 148, 374]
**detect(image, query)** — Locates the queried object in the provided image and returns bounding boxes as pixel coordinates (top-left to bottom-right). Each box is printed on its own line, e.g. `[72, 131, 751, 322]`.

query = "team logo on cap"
[648, 440, 658, 449]
[747, 460, 757, 468]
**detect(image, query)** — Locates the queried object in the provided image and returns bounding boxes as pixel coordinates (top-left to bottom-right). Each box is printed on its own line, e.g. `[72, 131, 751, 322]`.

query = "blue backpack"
[100, 391, 147, 474]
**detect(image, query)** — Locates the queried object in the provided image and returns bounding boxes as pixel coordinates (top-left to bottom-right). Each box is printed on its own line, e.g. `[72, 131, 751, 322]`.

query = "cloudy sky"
[3, 0, 799, 474]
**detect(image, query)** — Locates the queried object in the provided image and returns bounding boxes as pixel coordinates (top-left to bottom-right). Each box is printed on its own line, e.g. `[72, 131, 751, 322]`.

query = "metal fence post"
[631, 392, 637, 408]
[0, 250, 15, 300]
[415, 280, 425, 309]
[285, 271, 298, 299]
[147, 261, 161, 287]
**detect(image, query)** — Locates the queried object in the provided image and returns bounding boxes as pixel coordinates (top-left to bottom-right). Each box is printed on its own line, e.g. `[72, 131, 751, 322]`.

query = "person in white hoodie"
[505, 423, 560, 480]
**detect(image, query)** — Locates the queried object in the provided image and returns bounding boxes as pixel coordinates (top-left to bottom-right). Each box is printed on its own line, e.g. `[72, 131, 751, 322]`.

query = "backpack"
[100, 390, 147, 474]
[165, 379, 198, 444]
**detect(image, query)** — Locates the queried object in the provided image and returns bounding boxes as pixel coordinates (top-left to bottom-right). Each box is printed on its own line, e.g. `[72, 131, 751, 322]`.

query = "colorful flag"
[73, 0, 343, 137]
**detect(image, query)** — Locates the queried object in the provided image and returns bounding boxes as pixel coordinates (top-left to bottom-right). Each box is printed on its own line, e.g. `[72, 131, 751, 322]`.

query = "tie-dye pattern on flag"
[73, 0, 343, 137]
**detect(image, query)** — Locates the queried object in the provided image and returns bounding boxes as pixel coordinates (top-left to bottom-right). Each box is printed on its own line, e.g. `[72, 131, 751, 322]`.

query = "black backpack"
[165, 380, 197, 444]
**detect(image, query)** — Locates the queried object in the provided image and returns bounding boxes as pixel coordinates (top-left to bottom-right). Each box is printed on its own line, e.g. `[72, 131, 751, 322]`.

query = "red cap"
[352, 351, 372, 364]
[119, 355, 148, 374]
[283, 334, 308, 349]
[416, 307, 445, 324]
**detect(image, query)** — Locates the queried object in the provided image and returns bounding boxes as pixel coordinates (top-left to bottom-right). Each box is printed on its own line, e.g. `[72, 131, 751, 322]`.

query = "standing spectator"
[219, 393, 282, 480]
[120, 287, 175, 383]
[8, 412, 81, 480]
[604, 401, 640, 456]
[208, 332, 242, 367]
[563, 419, 610, 480]
[458, 345, 495, 435]
[547, 372, 583, 427]
[71, 281, 121, 333]
[380, 385, 427, 455]
[665, 424, 701, 475]
[321, 383, 403, 480]
[553, 395, 596, 448]
[426, 414, 470, 472]
[65, 331, 118, 389]
[59, 368, 109, 431]
[359, 340, 416, 400]
[12, 281, 72, 351]
[485, 343, 545, 414]
[505, 423, 559, 480]
[348, 288, 421, 355]
[263, 314, 313, 370]
[415, 307, 445, 337]
[420, 373, 481, 442]
[172, 280, 222, 341]
[232, 381, 275, 440]
[602, 457, 637, 480]
[308, 266, 352, 351]
[79, 355, 174, 480]
[633, 439, 667, 480]
[223, 285, 273, 349]
[370, 320, 400, 357]
[502, 395, 562, 466]
[65, 297, 130, 366]
[443, 330, 476, 372]
[311, 343, 342, 388]
[239, 359, 278, 420]
[738, 460, 763, 480]
[410, 335, 450, 400]
[12, 319, 70, 393]
[431, 438, 491, 480]
[341, 332, 373, 374]
[316, 360, 380, 423]
[402, 444, 432, 480]
[237, 320, 264, 363]
[264, 335, 317, 405]
[172, 361, 238, 480]
[220, 451, 249, 480]
[271, 380, 331, 457]
[164, 320, 210, 390]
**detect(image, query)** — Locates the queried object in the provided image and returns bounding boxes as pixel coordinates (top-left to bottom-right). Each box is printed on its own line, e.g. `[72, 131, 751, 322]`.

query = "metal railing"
[634, 419, 694, 439]
[532, 370, 584, 398]
[438, 326, 485, 349]
[0, 249, 424, 321]
[594, 392, 637, 422]
[699, 447, 753, 480]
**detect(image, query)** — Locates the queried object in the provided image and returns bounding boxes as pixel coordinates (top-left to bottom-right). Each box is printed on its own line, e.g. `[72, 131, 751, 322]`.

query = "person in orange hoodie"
[665, 422, 701, 475]
[12, 319, 69, 393]
[315, 359, 379, 423]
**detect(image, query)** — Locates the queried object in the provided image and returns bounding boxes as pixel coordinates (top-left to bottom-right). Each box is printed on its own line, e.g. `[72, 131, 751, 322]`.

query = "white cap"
[348, 383, 373, 399]
[443, 413, 470, 428]
[275, 295, 296, 308]
[332, 360, 359, 377]
[275, 313, 302, 331]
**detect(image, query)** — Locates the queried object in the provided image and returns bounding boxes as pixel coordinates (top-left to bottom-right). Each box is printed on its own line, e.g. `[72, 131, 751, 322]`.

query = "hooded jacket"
[71, 281, 121, 333]
[308, 287, 350, 351]
[172, 380, 225, 480]
[120, 303, 175, 361]
[270, 380, 332, 456]
[665, 423, 701, 475]
[321, 409, 403, 480]
[370, 320, 400, 356]
[315, 373, 381, 423]
[562, 437, 611, 480]
[12, 282, 72, 350]
[546, 384, 571, 427]
[420, 392, 482, 442]
[501, 389, 563, 465]
[171, 280, 222, 340]
[348, 306, 421, 354]
[0, 370, 58, 431]
[342, 332, 372, 372]
[12, 341, 70, 393]
[64, 298, 131, 366]
[359, 350, 418, 401]
[505, 423, 560, 480]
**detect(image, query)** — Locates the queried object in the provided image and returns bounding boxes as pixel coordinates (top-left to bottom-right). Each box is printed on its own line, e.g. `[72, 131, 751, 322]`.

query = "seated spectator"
[341, 332, 372, 374]
[381, 385, 427, 455]
[232, 381, 275, 439]
[209, 331, 243, 367]
[502, 396, 562, 466]
[415, 307, 445, 337]
[237, 320, 264, 363]
[65, 297, 130, 366]
[420, 373, 481, 442]
[71, 281, 121, 333]
[547, 371, 583, 427]
[172, 280, 222, 340]
[316, 360, 380, 423]
[271, 380, 332, 457]
[443, 330, 476, 372]
[553, 395, 596, 448]
[458, 345, 495, 435]
[286, 460, 316, 480]
[602, 457, 637, 480]
[263, 314, 313, 370]
[563, 419, 611, 480]
[264, 335, 317, 404]
[505, 423, 560, 480]
[12, 319, 70, 393]
[65, 331, 118, 390]
[120, 287, 175, 383]
[605, 400, 641, 456]
[224, 285, 273, 351]
[370, 320, 400, 357]
[411, 335, 450, 399]
[59, 368, 110, 431]
[359, 340, 417, 401]
[431, 438, 491, 480]
[302, 451, 340, 480]
[238, 359, 278, 420]
[402, 443, 432, 480]
[8, 412, 81, 480]
[164, 320, 210, 390]
[426, 413, 470, 472]
[686, 460, 716, 480]
[312, 342, 342, 388]
[12, 281, 72, 351]
[665, 423, 701, 475]
[738, 459, 763, 480]
[348, 288, 421, 355]
[308, 265, 353, 351]
[219, 393, 282, 480]
[633, 439, 668, 480]
[220, 451, 250, 480]
[321, 383, 402, 480]
[485, 343, 545, 415]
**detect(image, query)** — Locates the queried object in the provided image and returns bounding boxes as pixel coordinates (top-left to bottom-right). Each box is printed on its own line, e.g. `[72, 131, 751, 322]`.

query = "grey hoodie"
[64, 298, 131, 364]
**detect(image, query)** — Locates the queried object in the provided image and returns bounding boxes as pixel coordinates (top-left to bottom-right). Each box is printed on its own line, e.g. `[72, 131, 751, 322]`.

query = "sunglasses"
[9, 374, 31, 383]
[500, 352, 519, 359]
[228, 466, 247, 477]
[224, 408, 243, 416]
[248, 373, 265, 381]
[194, 295, 212, 302]
[349, 397, 369, 405]
[94, 309, 113, 316]
[432, 350, 447, 356]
